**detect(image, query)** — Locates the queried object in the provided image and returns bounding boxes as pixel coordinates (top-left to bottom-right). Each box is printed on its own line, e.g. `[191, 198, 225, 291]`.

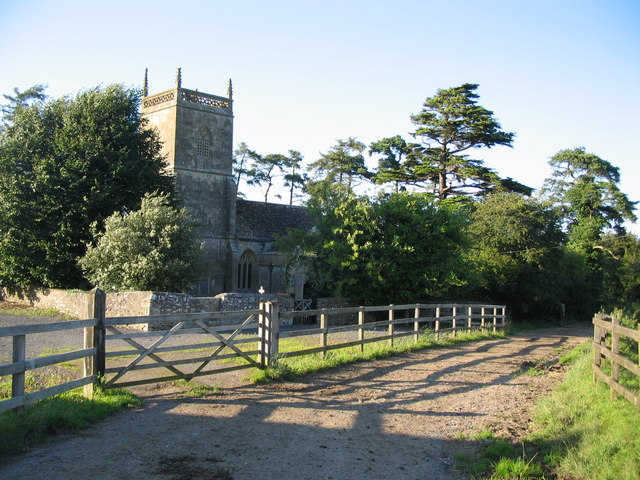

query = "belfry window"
[237, 250, 255, 291]
[195, 127, 211, 165]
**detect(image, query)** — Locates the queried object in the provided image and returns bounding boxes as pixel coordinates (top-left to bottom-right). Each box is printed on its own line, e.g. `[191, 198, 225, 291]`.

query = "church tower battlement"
[141, 68, 236, 240]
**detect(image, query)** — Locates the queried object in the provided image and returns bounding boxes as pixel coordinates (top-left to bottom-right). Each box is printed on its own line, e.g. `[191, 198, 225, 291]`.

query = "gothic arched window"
[195, 127, 211, 167]
[237, 250, 256, 291]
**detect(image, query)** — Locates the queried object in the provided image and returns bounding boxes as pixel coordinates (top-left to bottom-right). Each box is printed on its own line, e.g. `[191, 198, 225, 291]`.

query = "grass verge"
[455, 342, 640, 479]
[0, 386, 142, 458]
[0, 303, 76, 320]
[250, 329, 505, 383]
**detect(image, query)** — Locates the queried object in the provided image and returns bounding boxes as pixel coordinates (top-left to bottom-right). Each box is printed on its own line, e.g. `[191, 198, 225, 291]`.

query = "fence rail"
[0, 318, 99, 413]
[1, 291, 506, 412]
[592, 313, 640, 408]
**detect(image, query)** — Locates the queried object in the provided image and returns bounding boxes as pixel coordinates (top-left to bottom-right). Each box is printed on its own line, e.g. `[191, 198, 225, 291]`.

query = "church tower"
[141, 68, 236, 294]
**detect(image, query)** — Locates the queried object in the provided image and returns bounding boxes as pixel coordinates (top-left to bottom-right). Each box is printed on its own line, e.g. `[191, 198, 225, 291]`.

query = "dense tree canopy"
[544, 147, 637, 244]
[0, 85, 175, 288]
[80, 193, 201, 292]
[467, 192, 565, 318]
[279, 189, 470, 305]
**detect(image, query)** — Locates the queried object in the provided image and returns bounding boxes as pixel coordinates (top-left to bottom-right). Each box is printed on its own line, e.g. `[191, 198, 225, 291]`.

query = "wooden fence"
[1, 295, 505, 412]
[592, 313, 640, 408]
[279, 303, 506, 359]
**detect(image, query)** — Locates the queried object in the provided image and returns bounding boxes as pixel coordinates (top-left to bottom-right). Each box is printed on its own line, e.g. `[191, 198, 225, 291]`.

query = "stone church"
[141, 69, 310, 297]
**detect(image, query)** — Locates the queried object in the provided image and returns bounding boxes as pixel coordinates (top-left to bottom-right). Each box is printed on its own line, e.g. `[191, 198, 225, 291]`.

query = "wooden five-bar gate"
[1, 292, 506, 413]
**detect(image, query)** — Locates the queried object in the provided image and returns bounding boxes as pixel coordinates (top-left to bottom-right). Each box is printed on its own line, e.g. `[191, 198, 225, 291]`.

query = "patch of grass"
[0, 305, 76, 320]
[491, 455, 544, 479]
[558, 341, 590, 364]
[250, 329, 505, 383]
[0, 366, 78, 400]
[455, 434, 530, 478]
[0, 386, 142, 457]
[170, 379, 221, 398]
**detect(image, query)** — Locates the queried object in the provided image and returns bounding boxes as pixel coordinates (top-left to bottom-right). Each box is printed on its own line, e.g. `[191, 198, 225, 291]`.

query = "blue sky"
[1, 0, 639, 231]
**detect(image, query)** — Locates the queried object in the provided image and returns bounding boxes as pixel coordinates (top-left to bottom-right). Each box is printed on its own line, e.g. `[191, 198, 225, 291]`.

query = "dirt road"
[0, 322, 591, 480]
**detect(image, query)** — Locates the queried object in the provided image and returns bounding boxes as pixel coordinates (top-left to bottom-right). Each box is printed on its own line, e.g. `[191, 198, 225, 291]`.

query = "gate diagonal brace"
[105, 326, 187, 384]
[191, 315, 261, 377]
[106, 321, 187, 387]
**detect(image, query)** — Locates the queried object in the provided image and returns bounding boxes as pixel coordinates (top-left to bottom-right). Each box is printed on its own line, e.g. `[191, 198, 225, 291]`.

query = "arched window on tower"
[195, 127, 211, 168]
[237, 250, 256, 291]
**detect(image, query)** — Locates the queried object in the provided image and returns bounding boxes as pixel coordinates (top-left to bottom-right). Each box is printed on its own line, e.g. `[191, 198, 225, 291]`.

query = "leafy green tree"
[599, 233, 640, 309]
[1, 84, 47, 125]
[0, 85, 174, 288]
[279, 189, 470, 304]
[544, 147, 637, 245]
[245, 152, 287, 202]
[283, 149, 307, 205]
[233, 142, 260, 196]
[467, 192, 566, 319]
[80, 193, 201, 292]
[410, 83, 516, 199]
[543, 147, 637, 312]
[369, 135, 415, 192]
[308, 137, 370, 192]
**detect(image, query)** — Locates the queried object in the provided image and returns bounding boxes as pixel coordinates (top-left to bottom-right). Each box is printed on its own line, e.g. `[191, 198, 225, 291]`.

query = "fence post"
[12, 335, 26, 411]
[358, 307, 365, 353]
[467, 306, 473, 330]
[269, 302, 280, 365]
[388, 305, 395, 347]
[452, 306, 458, 337]
[481, 307, 486, 331]
[592, 313, 604, 384]
[258, 302, 279, 367]
[414, 304, 420, 343]
[83, 324, 94, 398]
[320, 313, 327, 359]
[435, 306, 441, 339]
[611, 315, 620, 399]
[90, 288, 106, 381]
[258, 302, 266, 367]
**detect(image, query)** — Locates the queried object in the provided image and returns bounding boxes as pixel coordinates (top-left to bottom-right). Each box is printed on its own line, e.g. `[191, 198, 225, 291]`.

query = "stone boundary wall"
[1, 287, 298, 326]
[0, 287, 93, 319]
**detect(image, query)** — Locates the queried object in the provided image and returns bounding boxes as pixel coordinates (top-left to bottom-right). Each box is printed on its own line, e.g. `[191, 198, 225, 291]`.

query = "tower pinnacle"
[143, 68, 149, 97]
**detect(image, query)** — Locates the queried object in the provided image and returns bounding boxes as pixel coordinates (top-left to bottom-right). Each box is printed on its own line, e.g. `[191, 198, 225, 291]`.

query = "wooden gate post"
[12, 335, 26, 411]
[258, 302, 279, 367]
[87, 288, 106, 389]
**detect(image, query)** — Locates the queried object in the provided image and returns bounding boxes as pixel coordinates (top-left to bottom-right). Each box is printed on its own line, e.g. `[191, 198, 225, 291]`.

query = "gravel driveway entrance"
[0, 322, 591, 480]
